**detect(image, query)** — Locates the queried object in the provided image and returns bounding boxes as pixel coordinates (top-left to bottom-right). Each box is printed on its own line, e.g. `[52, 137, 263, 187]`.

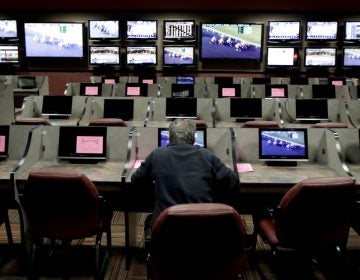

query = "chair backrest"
[276, 176, 356, 248]
[150, 203, 246, 280]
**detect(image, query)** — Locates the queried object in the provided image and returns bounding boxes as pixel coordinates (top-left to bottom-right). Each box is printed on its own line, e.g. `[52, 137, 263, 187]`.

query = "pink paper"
[76, 136, 103, 154]
[127, 86, 141, 96]
[237, 163, 254, 173]
[222, 88, 235, 97]
[142, 79, 153, 84]
[271, 88, 285, 97]
[104, 79, 116, 84]
[85, 86, 99, 96]
[0, 135, 5, 152]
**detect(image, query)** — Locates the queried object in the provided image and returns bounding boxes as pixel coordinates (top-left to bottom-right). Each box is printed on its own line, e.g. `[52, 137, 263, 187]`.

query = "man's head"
[169, 119, 196, 145]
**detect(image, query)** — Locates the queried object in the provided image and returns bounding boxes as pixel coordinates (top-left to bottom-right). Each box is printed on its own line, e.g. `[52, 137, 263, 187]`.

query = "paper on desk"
[237, 163, 254, 173]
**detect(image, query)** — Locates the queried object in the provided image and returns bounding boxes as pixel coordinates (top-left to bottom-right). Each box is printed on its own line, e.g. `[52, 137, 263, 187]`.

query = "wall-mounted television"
[259, 128, 308, 165]
[0, 44, 19, 64]
[265, 84, 288, 98]
[103, 98, 134, 120]
[171, 83, 194, 97]
[125, 83, 148, 97]
[218, 84, 241, 98]
[158, 127, 206, 148]
[0, 125, 10, 159]
[344, 21, 360, 41]
[266, 46, 299, 67]
[304, 47, 337, 67]
[0, 19, 17, 39]
[89, 46, 120, 65]
[24, 22, 84, 58]
[306, 21, 338, 41]
[230, 98, 262, 120]
[126, 20, 157, 40]
[88, 20, 120, 40]
[58, 126, 107, 161]
[163, 20, 196, 41]
[163, 46, 194, 66]
[166, 97, 197, 119]
[126, 46, 157, 65]
[295, 99, 328, 122]
[343, 47, 360, 67]
[200, 23, 263, 61]
[267, 21, 301, 41]
[312, 84, 336, 98]
[79, 83, 102, 96]
[41, 95, 73, 118]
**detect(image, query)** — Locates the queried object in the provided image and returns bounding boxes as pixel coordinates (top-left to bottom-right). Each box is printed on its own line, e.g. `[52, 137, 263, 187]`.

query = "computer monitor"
[328, 77, 346, 86]
[266, 46, 299, 67]
[267, 21, 301, 41]
[171, 83, 194, 97]
[79, 83, 101, 96]
[312, 84, 336, 99]
[58, 126, 107, 161]
[103, 98, 134, 121]
[18, 76, 36, 89]
[304, 47, 336, 67]
[166, 98, 197, 119]
[89, 45, 120, 65]
[214, 76, 234, 85]
[126, 46, 157, 65]
[0, 19, 17, 39]
[218, 84, 241, 98]
[163, 20, 196, 41]
[265, 84, 288, 98]
[163, 45, 195, 66]
[125, 83, 148, 97]
[41, 96, 73, 118]
[126, 20, 157, 40]
[343, 47, 360, 67]
[305, 21, 338, 41]
[289, 76, 308, 85]
[0, 45, 19, 64]
[101, 76, 120, 84]
[176, 76, 194, 84]
[295, 99, 328, 122]
[252, 77, 271, 84]
[88, 20, 120, 40]
[230, 98, 262, 120]
[344, 21, 360, 42]
[158, 127, 206, 148]
[0, 125, 10, 160]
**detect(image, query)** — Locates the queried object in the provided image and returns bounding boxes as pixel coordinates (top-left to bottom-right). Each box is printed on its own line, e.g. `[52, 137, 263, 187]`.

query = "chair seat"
[15, 117, 51, 125]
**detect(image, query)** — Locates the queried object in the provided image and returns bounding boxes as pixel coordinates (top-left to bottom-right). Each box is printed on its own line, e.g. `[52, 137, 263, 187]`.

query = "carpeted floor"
[1, 210, 360, 279]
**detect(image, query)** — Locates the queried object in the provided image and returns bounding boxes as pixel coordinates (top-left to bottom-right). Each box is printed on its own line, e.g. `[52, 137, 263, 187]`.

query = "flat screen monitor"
[259, 128, 308, 164]
[343, 47, 360, 67]
[214, 76, 234, 85]
[126, 46, 157, 65]
[140, 76, 156, 84]
[328, 77, 346, 86]
[344, 21, 360, 41]
[306, 21, 338, 41]
[18, 76, 36, 89]
[218, 84, 241, 98]
[289, 76, 308, 85]
[163, 20, 196, 41]
[304, 48, 336, 67]
[166, 97, 197, 119]
[89, 45, 120, 65]
[103, 98, 134, 120]
[312, 84, 336, 99]
[265, 84, 288, 98]
[266, 47, 299, 67]
[230, 98, 262, 120]
[41, 96, 73, 118]
[0, 45, 19, 64]
[163, 46, 195, 66]
[79, 83, 102, 96]
[88, 20, 120, 40]
[101, 76, 120, 84]
[0, 125, 10, 159]
[24, 22, 84, 58]
[171, 83, 194, 97]
[125, 83, 148, 97]
[126, 20, 157, 40]
[158, 127, 206, 149]
[252, 77, 271, 84]
[58, 126, 107, 161]
[267, 21, 301, 41]
[176, 76, 194, 84]
[200, 23, 263, 61]
[296, 99, 328, 122]
[0, 19, 17, 39]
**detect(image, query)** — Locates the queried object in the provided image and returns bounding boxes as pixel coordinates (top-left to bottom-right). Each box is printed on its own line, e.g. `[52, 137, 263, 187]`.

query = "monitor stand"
[266, 161, 297, 167]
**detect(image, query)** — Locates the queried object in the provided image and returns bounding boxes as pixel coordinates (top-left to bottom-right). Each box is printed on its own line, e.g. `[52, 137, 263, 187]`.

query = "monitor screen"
[89, 45, 120, 65]
[126, 46, 157, 65]
[101, 76, 120, 84]
[58, 126, 107, 160]
[296, 99, 328, 121]
[125, 83, 148, 97]
[266, 47, 299, 67]
[304, 48, 336, 67]
[259, 128, 308, 162]
[312, 84, 336, 98]
[343, 47, 360, 67]
[103, 98, 134, 120]
[79, 83, 101, 96]
[0, 125, 10, 159]
[18, 76, 36, 89]
[88, 20, 120, 40]
[126, 20, 157, 40]
[176, 76, 194, 84]
[328, 77, 346, 86]
[218, 84, 241, 98]
[41, 96, 73, 117]
[24, 22, 84, 58]
[163, 46, 194, 66]
[158, 127, 206, 148]
[265, 84, 288, 98]
[344, 21, 360, 41]
[230, 98, 262, 119]
[166, 97, 197, 118]
[289, 76, 308, 85]
[268, 21, 301, 41]
[306, 21, 338, 40]
[214, 76, 234, 85]
[0, 45, 19, 64]
[200, 23, 263, 61]
[171, 83, 194, 97]
[163, 20, 196, 41]
[252, 77, 271, 84]
[0, 19, 17, 39]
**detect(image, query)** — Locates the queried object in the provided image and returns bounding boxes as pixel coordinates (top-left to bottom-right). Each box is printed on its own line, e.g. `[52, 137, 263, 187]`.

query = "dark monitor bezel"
[305, 21, 338, 41]
[230, 98, 262, 119]
[252, 77, 271, 84]
[328, 77, 346, 86]
[289, 76, 309, 85]
[157, 127, 207, 149]
[103, 98, 134, 121]
[126, 45, 157, 66]
[344, 21, 360, 42]
[41, 95, 73, 117]
[18, 76, 36, 89]
[163, 20, 196, 41]
[165, 97, 197, 119]
[218, 84, 241, 98]
[125, 82, 148, 97]
[163, 45, 195, 66]
[304, 47, 337, 67]
[266, 46, 299, 68]
[265, 84, 288, 98]
[79, 83, 102, 96]
[295, 99, 329, 121]
[171, 83, 195, 97]
[312, 84, 336, 99]
[342, 47, 360, 67]
[0, 125, 10, 159]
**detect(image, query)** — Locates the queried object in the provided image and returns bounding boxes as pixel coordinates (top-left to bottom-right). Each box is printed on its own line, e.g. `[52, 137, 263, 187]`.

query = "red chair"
[88, 118, 128, 127]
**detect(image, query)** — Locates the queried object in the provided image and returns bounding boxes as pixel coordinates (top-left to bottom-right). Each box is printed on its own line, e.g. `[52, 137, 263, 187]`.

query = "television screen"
[0, 125, 10, 159]
[0, 45, 19, 64]
[125, 83, 148, 97]
[289, 76, 308, 85]
[88, 20, 120, 40]
[158, 127, 206, 148]
[306, 21, 338, 40]
[126, 46, 157, 65]
[101, 76, 119, 84]
[126, 20, 157, 40]
[0, 19, 17, 39]
[41, 96, 73, 117]
[176, 76, 194, 84]
[230, 98, 262, 120]
[58, 126, 107, 161]
[344, 21, 360, 41]
[259, 128, 308, 162]
[200, 23, 263, 61]
[171, 83, 194, 97]
[343, 47, 360, 67]
[312, 84, 336, 98]
[266, 47, 299, 67]
[163, 20, 196, 41]
[304, 48, 336, 67]
[166, 97, 197, 118]
[163, 46, 194, 66]
[296, 99, 328, 121]
[218, 84, 241, 98]
[328, 77, 346, 86]
[89, 46, 120, 65]
[103, 98, 134, 120]
[24, 22, 84, 58]
[268, 21, 300, 41]
[79, 83, 102, 96]
[265, 84, 288, 98]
